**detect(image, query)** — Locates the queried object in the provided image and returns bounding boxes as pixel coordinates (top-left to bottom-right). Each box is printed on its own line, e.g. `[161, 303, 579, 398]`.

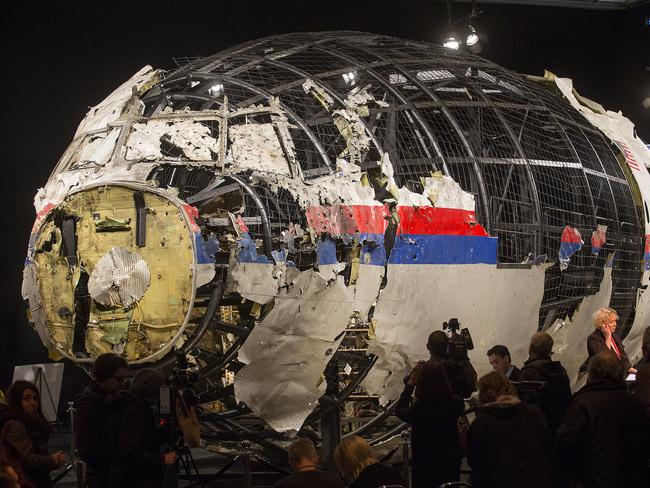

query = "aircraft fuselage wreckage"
[23, 32, 650, 448]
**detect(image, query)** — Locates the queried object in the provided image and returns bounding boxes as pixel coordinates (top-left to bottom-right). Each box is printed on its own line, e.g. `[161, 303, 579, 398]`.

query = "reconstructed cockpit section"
[23, 32, 650, 441]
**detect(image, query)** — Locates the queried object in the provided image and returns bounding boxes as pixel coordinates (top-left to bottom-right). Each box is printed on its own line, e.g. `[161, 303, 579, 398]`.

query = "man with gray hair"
[519, 332, 571, 432]
[555, 352, 649, 487]
[273, 437, 344, 488]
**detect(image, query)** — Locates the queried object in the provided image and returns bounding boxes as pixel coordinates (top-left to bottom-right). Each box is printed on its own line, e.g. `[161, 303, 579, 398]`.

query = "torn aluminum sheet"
[227, 123, 291, 175]
[88, 247, 151, 308]
[125, 119, 220, 162]
[558, 226, 583, 271]
[75, 66, 159, 137]
[234, 332, 343, 433]
[622, 286, 650, 365]
[21, 263, 50, 345]
[302, 78, 374, 164]
[229, 262, 299, 305]
[547, 256, 614, 387]
[235, 264, 383, 432]
[33, 163, 157, 213]
[363, 263, 549, 405]
[341, 84, 389, 115]
[68, 128, 121, 170]
[422, 172, 475, 210]
[590, 224, 607, 255]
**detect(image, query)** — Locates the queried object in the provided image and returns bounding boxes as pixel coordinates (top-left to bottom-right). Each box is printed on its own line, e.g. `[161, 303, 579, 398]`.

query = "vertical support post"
[67, 401, 85, 488]
[242, 440, 252, 488]
[401, 429, 410, 488]
[319, 398, 341, 472]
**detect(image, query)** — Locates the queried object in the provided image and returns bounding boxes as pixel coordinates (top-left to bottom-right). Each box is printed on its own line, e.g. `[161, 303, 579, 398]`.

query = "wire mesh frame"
[140, 32, 644, 333]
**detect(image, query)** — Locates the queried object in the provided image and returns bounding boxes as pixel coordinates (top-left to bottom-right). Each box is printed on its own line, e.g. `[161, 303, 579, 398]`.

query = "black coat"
[467, 398, 551, 488]
[75, 382, 112, 486]
[395, 384, 464, 488]
[107, 391, 167, 488]
[554, 377, 649, 488]
[586, 329, 632, 372]
[508, 365, 522, 381]
[519, 357, 572, 432]
[635, 358, 650, 416]
[349, 462, 404, 488]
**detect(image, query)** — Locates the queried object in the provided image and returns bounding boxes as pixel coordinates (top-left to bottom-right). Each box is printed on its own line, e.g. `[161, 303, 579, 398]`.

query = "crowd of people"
[0, 306, 648, 488]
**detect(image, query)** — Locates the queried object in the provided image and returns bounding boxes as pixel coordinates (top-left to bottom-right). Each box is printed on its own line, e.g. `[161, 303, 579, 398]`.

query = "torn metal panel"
[558, 226, 583, 271]
[362, 263, 549, 404]
[88, 247, 151, 308]
[75, 66, 160, 137]
[590, 224, 607, 255]
[21, 263, 50, 345]
[227, 123, 291, 175]
[125, 119, 220, 162]
[234, 333, 343, 432]
[622, 286, 650, 365]
[67, 128, 121, 170]
[547, 257, 614, 386]
[34, 163, 157, 213]
[235, 264, 384, 431]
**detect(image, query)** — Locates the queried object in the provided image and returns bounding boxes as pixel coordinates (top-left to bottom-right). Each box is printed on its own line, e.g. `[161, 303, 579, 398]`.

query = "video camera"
[443, 318, 474, 366]
[159, 351, 202, 448]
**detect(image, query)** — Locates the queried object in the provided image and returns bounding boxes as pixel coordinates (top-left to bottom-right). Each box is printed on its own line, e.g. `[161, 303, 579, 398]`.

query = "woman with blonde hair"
[587, 307, 635, 375]
[334, 435, 403, 488]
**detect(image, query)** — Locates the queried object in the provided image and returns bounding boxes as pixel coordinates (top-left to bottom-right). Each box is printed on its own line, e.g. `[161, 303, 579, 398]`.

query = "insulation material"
[558, 226, 583, 271]
[547, 259, 614, 387]
[68, 129, 121, 170]
[88, 247, 151, 308]
[235, 264, 384, 432]
[228, 123, 291, 175]
[125, 119, 220, 162]
[363, 263, 549, 404]
[75, 66, 159, 137]
[590, 224, 607, 255]
[622, 286, 650, 365]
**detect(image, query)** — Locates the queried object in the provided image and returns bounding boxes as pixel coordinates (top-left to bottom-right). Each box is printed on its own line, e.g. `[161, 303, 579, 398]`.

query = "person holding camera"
[427, 330, 477, 398]
[107, 369, 177, 488]
[76, 353, 128, 488]
[396, 360, 465, 488]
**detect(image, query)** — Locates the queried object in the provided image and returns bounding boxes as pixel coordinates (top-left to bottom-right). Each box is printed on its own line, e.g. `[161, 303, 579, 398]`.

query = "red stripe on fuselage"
[306, 204, 489, 237]
[396, 206, 489, 236]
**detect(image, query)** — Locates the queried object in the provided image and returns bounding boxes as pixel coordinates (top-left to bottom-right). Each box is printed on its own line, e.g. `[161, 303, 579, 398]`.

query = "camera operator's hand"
[407, 361, 425, 386]
[163, 451, 178, 465]
[51, 451, 66, 466]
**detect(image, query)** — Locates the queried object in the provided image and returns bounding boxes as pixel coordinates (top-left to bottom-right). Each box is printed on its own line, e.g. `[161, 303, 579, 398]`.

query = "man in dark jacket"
[467, 372, 550, 488]
[427, 331, 476, 398]
[519, 332, 571, 432]
[487, 345, 521, 380]
[273, 438, 344, 488]
[75, 353, 128, 488]
[108, 369, 177, 488]
[555, 352, 649, 488]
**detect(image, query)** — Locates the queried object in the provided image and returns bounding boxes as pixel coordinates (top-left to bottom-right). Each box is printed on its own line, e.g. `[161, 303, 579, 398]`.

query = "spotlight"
[209, 83, 224, 96]
[443, 32, 460, 50]
[342, 71, 357, 85]
[466, 26, 482, 54]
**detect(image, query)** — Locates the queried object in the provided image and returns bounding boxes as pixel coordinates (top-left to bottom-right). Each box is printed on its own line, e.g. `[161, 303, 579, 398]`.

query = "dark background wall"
[1, 0, 648, 395]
